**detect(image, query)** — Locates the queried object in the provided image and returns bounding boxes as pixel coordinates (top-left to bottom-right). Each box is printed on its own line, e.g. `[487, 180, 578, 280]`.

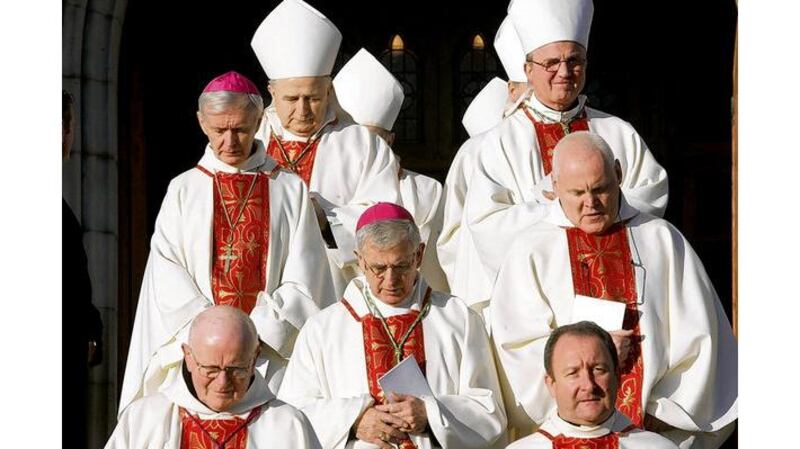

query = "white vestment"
[436, 133, 494, 310]
[107, 367, 320, 448]
[399, 169, 449, 292]
[278, 276, 507, 449]
[463, 94, 669, 308]
[257, 106, 403, 296]
[507, 411, 677, 449]
[119, 144, 334, 415]
[490, 197, 737, 448]
[437, 94, 527, 312]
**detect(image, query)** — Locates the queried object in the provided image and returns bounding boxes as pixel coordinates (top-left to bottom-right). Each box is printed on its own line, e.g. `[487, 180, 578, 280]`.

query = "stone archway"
[62, 0, 127, 445]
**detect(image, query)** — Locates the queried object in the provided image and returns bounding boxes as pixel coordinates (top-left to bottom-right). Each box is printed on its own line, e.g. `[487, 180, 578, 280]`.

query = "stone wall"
[62, 0, 127, 446]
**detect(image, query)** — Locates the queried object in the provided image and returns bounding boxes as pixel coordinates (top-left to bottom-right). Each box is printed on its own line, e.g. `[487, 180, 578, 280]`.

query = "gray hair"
[551, 131, 615, 181]
[543, 321, 620, 379]
[198, 90, 264, 118]
[356, 219, 421, 251]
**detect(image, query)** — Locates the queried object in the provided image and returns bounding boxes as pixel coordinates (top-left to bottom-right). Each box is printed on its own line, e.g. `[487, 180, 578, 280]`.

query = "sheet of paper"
[378, 355, 433, 401]
[570, 294, 626, 331]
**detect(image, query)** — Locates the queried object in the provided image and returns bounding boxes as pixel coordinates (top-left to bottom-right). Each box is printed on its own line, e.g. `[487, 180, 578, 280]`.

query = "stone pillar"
[63, 0, 127, 446]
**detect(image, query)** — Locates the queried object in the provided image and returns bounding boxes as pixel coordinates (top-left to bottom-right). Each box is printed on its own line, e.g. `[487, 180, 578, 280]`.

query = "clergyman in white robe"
[463, 93, 669, 307]
[278, 276, 507, 449]
[107, 365, 320, 449]
[119, 144, 334, 415]
[507, 411, 677, 449]
[257, 107, 403, 296]
[490, 196, 737, 448]
[398, 169, 449, 293]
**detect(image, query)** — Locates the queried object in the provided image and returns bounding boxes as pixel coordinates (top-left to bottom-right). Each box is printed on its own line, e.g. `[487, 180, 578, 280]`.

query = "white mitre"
[333, 48, 405, 130]
[494, 15, 527, 83]
[508, 0, 594, 54]
[462, 77, 509, 137]
[251, 0, 342, 79]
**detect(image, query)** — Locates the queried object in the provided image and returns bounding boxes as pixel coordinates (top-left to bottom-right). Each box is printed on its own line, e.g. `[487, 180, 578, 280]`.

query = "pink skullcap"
[356, 202, 414, 231]
[202, 71, 261, 95]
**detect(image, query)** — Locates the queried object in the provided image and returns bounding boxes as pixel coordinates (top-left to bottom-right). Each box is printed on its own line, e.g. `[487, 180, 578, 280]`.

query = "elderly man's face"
[525, 41, 586, 111]
[554, 148, 621, 234]
[546, 334, 618, 426]
[197, 106, 261, 167]
[182, 336, 257, 412]
[268, 77, 331, 137]
[358, 239, 424, 305]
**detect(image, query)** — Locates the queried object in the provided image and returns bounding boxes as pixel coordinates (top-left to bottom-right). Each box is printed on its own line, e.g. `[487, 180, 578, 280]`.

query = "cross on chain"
[220, 240, 238, 274]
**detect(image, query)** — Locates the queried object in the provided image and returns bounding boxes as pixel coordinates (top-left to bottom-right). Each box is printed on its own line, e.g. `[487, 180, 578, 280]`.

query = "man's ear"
[181, 343, 193, 369]
[415, 243, 425, 268]
[613, 160, 622, 185]
[197, 111, 208, 136]
[545, 374, 556, 399]
[523, 60, 535, 81]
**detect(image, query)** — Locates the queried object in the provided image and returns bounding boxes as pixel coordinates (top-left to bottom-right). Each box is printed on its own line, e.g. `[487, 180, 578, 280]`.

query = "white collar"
[547, 410, 631, 438]
[163, 364, 275, 419]
[524, 92, 588, 123]
[264, 105, 337, 142]
[343, 275, 429, 318]
[197, 140, 277, 174]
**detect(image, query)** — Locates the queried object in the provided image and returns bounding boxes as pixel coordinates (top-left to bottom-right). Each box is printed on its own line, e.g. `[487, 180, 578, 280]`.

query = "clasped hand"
[354, 393, 428, 448]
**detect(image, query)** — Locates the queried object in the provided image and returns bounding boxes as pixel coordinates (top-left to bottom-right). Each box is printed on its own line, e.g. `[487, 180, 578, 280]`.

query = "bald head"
[551, 131, 615, 182]
[551, 131, 622, 234]
[183, 306, 260, 411]
[188, 305, 260, 356]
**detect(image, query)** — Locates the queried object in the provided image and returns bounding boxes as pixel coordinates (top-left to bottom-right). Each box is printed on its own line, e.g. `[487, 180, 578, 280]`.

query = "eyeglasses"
[188, 349, 253, 380]
[359, 254, 418, 279]
[527, 55, 586, 73]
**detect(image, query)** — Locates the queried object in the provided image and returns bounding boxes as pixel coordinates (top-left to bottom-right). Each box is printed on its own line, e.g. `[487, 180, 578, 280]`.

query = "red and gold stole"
[196, 166, 270, 314]
[341, 288, 432, 449]
[566, 223, 645, 428]
[266, 135, 320, 187]
[536, 427, 635, 449]
[179, 406, 262, 449]
[523, 108, 589, 175]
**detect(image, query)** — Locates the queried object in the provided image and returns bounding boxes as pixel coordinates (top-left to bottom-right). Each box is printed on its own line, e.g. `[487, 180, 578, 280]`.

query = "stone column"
[63, 0, 127, 446]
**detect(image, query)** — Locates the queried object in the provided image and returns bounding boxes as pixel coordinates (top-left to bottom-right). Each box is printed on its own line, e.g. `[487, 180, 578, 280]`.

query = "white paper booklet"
[570, 294, 626, 331]
[378, 355, 433, 400]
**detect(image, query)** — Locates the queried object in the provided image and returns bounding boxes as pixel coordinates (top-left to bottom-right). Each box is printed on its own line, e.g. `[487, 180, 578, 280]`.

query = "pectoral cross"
[220, 241, 238, 274]
[560, 121, 571, 135]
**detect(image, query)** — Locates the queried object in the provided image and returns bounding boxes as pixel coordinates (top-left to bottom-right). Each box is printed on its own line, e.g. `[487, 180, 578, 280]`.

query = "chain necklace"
[214, 172, 260, 273]
[269, 120, 333, 173]
[361, 283, 431, 365]
[527, 105, 585, 135]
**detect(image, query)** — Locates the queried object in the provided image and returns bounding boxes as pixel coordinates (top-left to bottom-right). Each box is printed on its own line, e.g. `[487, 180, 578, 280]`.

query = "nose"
[555, 59, 571, 77]
[582, 194, 597, 210]
[214, 369, 233, 385]
[221, 130, 234, 148]
[577, 370, 598, 392]
[297, 99, 310, 117]
[383, 267, 405, 284]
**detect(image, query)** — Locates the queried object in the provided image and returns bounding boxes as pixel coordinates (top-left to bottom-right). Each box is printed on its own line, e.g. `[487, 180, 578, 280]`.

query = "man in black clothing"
[63, 89, 104, 448]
